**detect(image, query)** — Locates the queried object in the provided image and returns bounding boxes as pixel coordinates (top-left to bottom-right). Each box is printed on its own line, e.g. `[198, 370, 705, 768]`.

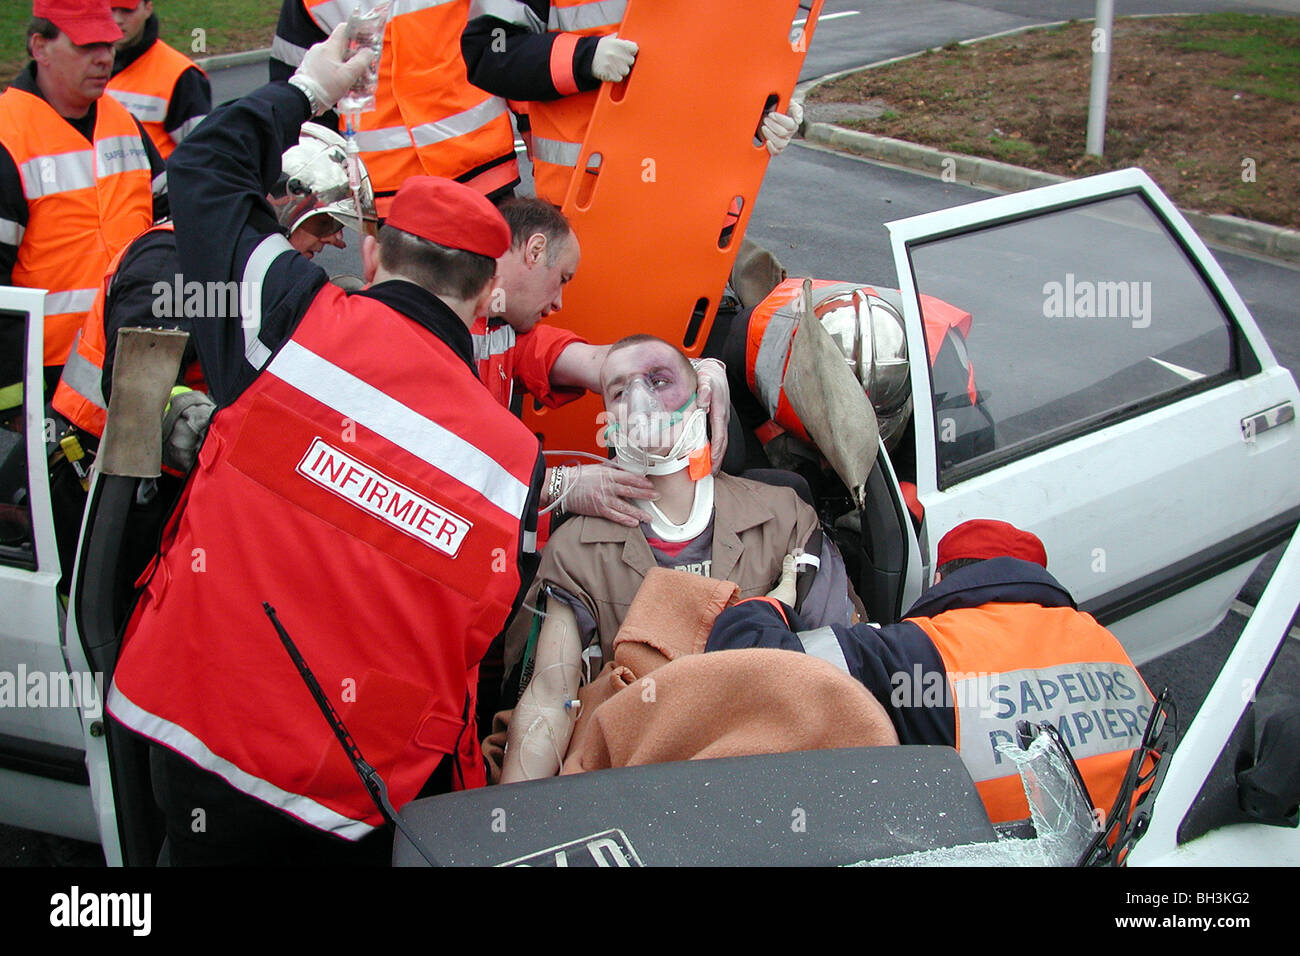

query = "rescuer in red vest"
[707, 519, 1155, 826]
[107, 25, 546, 865]
[106, 0, 210, 159]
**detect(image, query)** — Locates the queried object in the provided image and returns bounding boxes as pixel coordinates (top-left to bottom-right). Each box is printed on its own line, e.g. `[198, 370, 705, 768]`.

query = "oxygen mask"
[607, 385, 709, 478]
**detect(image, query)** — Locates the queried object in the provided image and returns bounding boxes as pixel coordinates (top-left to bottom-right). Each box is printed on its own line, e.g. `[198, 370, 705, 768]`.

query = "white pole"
[1086, 0, 1115, 156]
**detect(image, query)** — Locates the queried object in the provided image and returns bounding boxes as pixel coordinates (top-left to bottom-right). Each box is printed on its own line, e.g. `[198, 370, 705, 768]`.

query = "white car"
[0, 168, 1296, 864]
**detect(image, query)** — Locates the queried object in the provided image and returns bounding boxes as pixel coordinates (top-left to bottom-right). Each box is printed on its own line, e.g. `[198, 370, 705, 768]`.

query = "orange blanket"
[559, 568, 898, 774]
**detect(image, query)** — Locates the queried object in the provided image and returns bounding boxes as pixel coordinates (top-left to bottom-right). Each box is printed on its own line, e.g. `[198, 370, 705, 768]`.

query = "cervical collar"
[640, 474, 715, 542]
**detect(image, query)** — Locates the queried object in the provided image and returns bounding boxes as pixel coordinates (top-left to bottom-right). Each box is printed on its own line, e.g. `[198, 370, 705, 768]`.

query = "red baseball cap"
[110, 0, 144, 10]
[33, 0, 124, 46]
[384, 176, 511, 259]
[936, 519, 1048, 569]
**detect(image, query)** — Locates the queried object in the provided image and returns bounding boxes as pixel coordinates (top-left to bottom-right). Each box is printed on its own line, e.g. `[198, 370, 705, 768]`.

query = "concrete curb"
[794, 30, 1300, 265]
[196, 47, 271, 72]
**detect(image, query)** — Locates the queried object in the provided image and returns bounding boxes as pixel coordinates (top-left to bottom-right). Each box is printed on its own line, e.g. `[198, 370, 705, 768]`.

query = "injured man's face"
[600, 336, 700, 459]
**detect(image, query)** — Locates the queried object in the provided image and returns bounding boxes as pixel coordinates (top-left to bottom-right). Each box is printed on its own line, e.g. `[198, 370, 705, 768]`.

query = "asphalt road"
[4, 0, 1298, 866]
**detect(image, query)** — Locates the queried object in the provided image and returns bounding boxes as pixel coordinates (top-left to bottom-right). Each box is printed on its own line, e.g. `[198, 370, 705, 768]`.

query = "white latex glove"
[761, 101, 804, 156]
[692, 357, 731, 475]
[592, 34, 638, 83]
[161, 389, 215, 473]
[767, 553, 798, 607]
[556, 463, 656, 527]
[290, 23, 375, 116]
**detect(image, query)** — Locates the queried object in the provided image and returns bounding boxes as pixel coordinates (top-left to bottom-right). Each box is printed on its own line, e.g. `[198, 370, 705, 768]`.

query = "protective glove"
[161, 388, 215, 473]
[555, 462, 656, 527]
[760, 101, 804, 156]
[691, 357, 731, 475]
[290, 23, 376, 116]
[591, 34, 638, 83]
[767, 553, 798, 607]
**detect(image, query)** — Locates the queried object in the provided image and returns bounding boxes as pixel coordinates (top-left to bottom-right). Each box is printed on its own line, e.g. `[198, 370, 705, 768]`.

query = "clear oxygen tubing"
[537, 448, 616, 516]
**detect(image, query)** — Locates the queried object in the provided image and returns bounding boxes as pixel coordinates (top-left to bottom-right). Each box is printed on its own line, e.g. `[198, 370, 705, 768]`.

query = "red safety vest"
[109, 284, 541, 839]
[53, 223, 176, 437]
[528, 0, 626, 203]
[909, 604, 1154, 824]
[306, 0, 518, 216]
[106, 39, 207, 159]
[0, 88, 154, 367]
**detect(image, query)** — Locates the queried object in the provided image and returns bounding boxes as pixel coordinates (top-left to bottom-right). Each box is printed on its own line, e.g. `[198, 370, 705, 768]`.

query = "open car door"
[888, 169, 1300, 663]
[0, 287, 99, 843]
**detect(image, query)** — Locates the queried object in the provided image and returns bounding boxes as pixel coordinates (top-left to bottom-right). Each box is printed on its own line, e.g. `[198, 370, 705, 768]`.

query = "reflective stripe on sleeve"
[268, 339, 531, 520]
[797, 627, 850, 675]
[305, 0, 355, 31]
[271, 35, 310, 67]
[0, 216, 24, 246]
[472, 323, 515, 361]
[171, 114, 207, 143]
[240, 233, 295, 371]
[753, 309, 798, 418]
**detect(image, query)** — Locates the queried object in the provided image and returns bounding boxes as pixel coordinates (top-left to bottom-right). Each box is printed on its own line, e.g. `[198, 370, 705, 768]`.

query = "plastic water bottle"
[338, 1, 391, 114]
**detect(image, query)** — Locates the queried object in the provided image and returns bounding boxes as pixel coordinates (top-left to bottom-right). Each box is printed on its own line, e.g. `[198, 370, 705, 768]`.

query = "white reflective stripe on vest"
[753, 309, 797, 416]
[107, 683, 373, 840]
[0, 216, 23, 246]
[240, 233, 295, 370]
[271, 34, 310, 67]
[269, 339, 531, 520]
[20, 150, 95, 199]
[469, 0, 544, 32]
[45, 288, 98, 315]
[473, 323, 515, 361]
[106, 89, 168, 123]
[548, 0, 626, 32]
[172, 114, 207, 142]
[797, 627, 850, 675]
[951, 661, 1154, 783]
[306, 0, 355, 31]
[532, 136, 581, 168]
[96, 134, 153, 177]
[391, 0, 461, 14]
[354, 124, 415, 153]
[60, 331, 107, 409]
[410, 97, 507, 147]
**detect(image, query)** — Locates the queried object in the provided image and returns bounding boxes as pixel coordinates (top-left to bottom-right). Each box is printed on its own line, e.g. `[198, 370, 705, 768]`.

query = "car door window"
[0, 307, 35, 569]
[907, 192, 1245, 487]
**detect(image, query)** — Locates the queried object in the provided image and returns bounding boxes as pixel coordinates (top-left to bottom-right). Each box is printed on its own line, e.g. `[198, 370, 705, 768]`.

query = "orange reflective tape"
[550, 33, 581, 97]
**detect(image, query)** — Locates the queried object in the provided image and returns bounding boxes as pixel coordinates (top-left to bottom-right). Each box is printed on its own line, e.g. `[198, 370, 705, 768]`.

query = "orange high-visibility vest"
[0, 88, 154, 367]
[106, 40, 207, 159]
[528, 0, 626, 203]
[306, 0, 518, 215]
[52, 223, 175, 436]
[909, 603, 1154, 824]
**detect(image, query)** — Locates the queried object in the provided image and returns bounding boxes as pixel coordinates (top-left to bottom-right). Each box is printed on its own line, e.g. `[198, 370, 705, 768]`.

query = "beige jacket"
[536, 472, 820, 662]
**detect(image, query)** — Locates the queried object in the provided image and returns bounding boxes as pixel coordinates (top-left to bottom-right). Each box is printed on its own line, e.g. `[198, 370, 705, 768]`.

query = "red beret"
[34, 0, 123, 46]
[384, 176, 510, 259]
[936, 519, 1048, 569]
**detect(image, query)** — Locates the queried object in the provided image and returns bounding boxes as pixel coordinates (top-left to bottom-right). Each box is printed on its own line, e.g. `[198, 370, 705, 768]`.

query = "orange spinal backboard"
[523, 0, 823, 457]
